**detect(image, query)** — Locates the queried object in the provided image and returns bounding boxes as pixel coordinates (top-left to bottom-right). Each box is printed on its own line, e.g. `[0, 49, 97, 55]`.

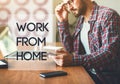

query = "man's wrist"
[58, 20, 68, 24]
[58, 19, 68, 23]
[57, 20, 69, 30]
[71, 52, 81, 66]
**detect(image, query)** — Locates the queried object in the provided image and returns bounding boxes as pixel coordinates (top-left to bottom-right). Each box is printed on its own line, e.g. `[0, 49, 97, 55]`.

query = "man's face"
[63, 0, 86, 17]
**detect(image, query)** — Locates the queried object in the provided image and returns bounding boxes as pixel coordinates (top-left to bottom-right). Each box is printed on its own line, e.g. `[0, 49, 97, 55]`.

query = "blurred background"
[0, 0, 54, 56]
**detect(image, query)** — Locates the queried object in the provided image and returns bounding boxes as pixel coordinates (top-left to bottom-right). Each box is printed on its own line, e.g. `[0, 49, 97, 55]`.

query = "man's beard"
[71, 9, 82, 17]
[71, 4, 87, 17]
[73, 8, 86, 17]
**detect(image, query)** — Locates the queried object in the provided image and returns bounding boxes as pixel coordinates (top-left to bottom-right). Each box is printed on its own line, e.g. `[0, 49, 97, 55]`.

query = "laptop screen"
[0, 36, 17, 57]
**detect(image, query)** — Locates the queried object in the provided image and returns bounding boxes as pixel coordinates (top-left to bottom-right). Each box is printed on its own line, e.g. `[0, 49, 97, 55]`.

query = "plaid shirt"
[58, 3, 120, 84]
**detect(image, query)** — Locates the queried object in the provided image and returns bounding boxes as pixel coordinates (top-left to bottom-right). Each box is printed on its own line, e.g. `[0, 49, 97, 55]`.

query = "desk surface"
[0, 43, 95, 84]
[0, 66, 94, 84]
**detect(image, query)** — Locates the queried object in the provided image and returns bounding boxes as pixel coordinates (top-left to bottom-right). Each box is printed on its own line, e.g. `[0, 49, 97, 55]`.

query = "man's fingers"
[56, 48, 66, 53]
[55, 54, 64, 59]
[51, 56, 63, 66]
[55, 59, 63, 66]
[51, 52, 73, 67]
[55, 3, 65, 12]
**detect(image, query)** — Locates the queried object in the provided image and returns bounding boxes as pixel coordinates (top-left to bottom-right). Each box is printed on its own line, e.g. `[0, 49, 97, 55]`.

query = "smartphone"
[40, 71, 67, 78]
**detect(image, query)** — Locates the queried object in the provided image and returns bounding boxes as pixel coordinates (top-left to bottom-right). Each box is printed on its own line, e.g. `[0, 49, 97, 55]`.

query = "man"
[54, 0, 120, 84]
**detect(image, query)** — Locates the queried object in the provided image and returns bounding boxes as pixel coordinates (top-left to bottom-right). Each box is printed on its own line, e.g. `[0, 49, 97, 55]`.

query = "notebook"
[3, 46, 63, 59]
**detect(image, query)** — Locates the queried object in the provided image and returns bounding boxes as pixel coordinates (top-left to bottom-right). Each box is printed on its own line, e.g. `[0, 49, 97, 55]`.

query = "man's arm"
[58, 21, 73, 53]
[73, 11, 120, 70]
[55, 10, 120, 69]
[55, 2, 74, 53]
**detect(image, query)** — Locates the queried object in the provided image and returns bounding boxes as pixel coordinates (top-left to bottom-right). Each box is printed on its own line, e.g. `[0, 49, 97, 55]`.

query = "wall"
[0, 0, 54, 43]
[95, 0, 120, 14]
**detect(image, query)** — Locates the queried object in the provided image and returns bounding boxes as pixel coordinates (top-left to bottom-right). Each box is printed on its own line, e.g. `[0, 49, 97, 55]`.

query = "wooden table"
[0, 67, 94, 84]
[0, 43, 95, 84]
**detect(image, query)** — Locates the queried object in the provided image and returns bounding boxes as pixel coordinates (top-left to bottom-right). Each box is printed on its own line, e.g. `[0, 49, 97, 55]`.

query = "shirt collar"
[88, 2, 99, 23]
[76, 2, 99, 29]
[77, 2, 99, 24]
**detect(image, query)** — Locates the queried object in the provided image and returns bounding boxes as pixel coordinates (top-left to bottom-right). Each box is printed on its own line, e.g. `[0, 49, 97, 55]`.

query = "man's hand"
[52, 49, 73, 66]
[55, 3, 69, 22]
